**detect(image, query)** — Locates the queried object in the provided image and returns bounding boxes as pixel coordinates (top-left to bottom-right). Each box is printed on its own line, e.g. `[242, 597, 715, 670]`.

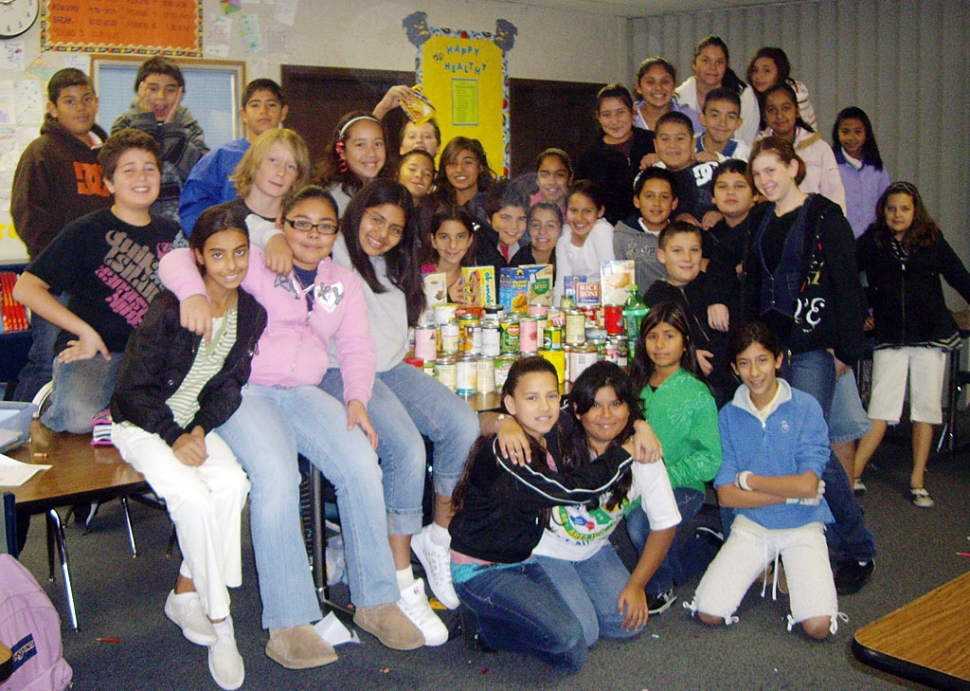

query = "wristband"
[785, 497, 801, 505]
[736, 470, 754, 491]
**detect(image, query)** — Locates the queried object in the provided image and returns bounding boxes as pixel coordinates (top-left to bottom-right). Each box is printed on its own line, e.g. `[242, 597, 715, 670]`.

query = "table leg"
[47, 509, 79, 631]
[120, 496, 138, 558]
[310, 467, 328, 603]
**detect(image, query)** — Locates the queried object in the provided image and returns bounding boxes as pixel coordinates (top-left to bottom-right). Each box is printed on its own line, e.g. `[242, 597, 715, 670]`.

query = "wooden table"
[853, 570, 970, 690]
[2, 421, 148, 630]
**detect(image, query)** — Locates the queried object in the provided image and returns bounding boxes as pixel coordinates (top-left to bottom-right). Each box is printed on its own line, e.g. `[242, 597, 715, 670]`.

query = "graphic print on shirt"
[74, 162, 110, 197]
[94, 231, 168, 326]
[551, 500, 628, 546]
[272, 273, 345, 312]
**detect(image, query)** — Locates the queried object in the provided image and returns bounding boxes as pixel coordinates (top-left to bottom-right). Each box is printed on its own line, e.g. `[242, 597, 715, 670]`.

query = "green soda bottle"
[622, 285, 650, 344]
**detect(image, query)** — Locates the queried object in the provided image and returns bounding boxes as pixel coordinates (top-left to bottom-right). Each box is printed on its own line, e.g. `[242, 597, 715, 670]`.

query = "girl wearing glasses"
[262, 179, 481, 646]
[161, 139, 426, 665]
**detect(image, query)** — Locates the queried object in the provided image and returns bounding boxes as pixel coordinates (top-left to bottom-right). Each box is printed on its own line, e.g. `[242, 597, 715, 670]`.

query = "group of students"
[7, 35, 970, 684]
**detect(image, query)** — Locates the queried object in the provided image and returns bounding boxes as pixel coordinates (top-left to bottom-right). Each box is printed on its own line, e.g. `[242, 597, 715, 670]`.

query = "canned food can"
[439, 321, 460, 354]
[519, 317, 538, 354]
[414, 326, 437, 362]
[481, 325, 500, 357]
[527, 304, 548, 318]
[494, 356, 516, 389]
[544, 326, 563, 350]
[484, 304, 505, 323]
[568, 345, 598, 384]
[433, 304, 458, 327]
[539, 349, 566, 388]
[559, 295, 575, 310]
[499, 319, 520, 355]
[476, 358, 495, 394]
[604, 305, 624, 335]
[590, 338, 606, 359]
[456, 357, 478, 395]
[605, 339, 619, 363]
[435, 357, 456, 391]
[616, 338, 629, 368]
[466, 326, 482, 355]
[547, 309, 565, 328]
[565, 311, 586, 345]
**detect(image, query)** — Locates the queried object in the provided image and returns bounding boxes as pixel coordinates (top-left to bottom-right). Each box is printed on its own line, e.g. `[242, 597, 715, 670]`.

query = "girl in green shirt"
[627, 300, 722, 614]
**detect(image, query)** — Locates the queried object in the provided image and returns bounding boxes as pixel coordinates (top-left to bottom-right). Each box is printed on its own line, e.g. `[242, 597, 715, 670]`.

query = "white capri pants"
[112, 422, 251, 621]
[867, 346, 947, 425]
[692, 515, 838, 629]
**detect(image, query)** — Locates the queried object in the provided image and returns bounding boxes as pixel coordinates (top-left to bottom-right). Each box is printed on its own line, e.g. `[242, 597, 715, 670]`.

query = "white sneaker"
[208, 617, 245, 690]
[165, 590, 217, 646]
[411, 525, 459, 609]
[398, 578, 448, 646]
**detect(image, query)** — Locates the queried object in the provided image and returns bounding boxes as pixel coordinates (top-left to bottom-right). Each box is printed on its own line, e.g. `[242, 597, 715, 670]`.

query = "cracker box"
[575, 281, 601, 307]
[523, 264, 554, 307]
[600, 259, 635, 306]
[461, 266, 497, 307]
[499, 266, 529, 313]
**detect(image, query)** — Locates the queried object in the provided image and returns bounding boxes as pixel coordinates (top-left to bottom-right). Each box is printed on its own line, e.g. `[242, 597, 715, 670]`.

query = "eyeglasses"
[285, 217, 339, 235]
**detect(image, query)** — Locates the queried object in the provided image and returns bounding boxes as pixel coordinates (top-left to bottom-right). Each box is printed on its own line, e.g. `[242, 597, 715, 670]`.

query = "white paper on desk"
[313, 612, 359, 646]
[0, 452, 51, 486]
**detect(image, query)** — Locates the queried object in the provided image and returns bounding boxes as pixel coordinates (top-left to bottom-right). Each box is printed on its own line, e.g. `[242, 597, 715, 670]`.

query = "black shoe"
[834, 559, 874, 595]
[70, 501, 100, 529]
[647, 589, 677, 615]
[695, 526, 724, 550]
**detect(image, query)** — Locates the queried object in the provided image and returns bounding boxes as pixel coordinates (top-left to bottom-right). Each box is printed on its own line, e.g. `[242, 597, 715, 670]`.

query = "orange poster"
[41, 0, 203, 57]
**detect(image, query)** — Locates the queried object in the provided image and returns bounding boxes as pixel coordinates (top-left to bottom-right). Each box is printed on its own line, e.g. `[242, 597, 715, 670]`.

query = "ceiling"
[501, 0, 804, 18]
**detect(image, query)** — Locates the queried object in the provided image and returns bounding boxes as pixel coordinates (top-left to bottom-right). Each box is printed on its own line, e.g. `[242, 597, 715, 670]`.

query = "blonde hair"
[231, 128, 311, 200]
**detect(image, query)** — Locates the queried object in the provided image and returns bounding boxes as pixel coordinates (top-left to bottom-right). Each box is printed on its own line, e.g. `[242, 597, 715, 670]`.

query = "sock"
[212, 618, 232, 636]
[429, 522, 451, 549]
[396, 566, 415, 590]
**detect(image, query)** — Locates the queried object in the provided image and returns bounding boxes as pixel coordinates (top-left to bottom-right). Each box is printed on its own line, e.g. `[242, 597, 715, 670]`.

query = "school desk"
[853, 569, 970, 690]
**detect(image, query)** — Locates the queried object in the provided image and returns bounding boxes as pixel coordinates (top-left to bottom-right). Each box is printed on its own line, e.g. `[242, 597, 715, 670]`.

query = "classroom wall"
[628, 0, 970, 305]
[0, 0, 628, 261]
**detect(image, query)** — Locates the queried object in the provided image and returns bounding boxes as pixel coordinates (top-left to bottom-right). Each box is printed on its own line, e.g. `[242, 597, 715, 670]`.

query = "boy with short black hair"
[13, 129, 180, 434]
[653, 111, 719, 227]
[613, 167, 678, 293]
[11, 68, 113, 401]
[643, 222, 735, 406]
[696, 87, 750, 162]
[112, 56, 208, 225]
[472, 179, 530, 270]
[179, 78, 289, 234]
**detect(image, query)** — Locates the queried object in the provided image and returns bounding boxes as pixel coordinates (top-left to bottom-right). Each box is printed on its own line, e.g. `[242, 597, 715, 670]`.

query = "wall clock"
[0, 0, 38, 39]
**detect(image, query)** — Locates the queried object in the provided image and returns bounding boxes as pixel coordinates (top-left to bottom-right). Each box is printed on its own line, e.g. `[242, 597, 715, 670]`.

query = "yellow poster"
[404, 14, 517, 176]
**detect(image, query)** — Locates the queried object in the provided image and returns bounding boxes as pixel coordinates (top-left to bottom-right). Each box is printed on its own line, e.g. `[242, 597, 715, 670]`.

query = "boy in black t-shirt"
[13, 129, 179, 434]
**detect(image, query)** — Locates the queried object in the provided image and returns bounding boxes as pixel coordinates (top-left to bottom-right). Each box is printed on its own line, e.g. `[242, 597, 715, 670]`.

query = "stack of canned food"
[405, 299, 631, 396]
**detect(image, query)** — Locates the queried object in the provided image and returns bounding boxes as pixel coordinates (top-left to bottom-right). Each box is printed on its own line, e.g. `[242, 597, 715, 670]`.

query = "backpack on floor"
[0, 555, 72, 691]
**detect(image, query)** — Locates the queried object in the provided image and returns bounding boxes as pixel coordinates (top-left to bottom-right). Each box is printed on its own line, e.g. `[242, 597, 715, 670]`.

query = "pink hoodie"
[158, 246, 375, 405]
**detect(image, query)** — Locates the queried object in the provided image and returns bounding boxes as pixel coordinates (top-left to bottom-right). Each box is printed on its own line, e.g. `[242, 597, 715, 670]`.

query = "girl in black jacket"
[853, 182, 970, 507]
[110, 204, 266, 690]
[448, 357, 640, 672]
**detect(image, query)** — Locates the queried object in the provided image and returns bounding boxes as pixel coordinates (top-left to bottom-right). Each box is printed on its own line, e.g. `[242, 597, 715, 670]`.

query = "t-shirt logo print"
[73, 162, 110, 197]
[98, 230, 161, 326]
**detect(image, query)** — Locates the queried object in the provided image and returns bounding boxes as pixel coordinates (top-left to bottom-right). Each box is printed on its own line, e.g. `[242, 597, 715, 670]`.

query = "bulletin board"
[404, 13, 516, 176]
[41, 0, 203, 57]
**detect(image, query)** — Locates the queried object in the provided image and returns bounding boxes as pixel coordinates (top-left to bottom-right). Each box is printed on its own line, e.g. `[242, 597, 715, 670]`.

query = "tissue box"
[0, 402, 36, 454]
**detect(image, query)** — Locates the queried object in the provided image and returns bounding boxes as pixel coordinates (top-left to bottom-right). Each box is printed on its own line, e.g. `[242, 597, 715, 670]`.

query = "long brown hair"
[451, 357, 559, 524]
[629, 300, 700, 394]
[870, 181, 941, 251]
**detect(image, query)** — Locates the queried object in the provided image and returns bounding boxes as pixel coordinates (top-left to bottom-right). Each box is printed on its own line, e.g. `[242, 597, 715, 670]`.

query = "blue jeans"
[321, 363, 479, 534]
[13, 294, 68, 402]
[41, 352, 122, 433]
[536, 545, 639, 646]
[455, 561, 587, 672]
[784, 350, 877, 563]
[626, 487, 705, 595]
[217, 384, 399, 629]
[828, 370, 871, 444]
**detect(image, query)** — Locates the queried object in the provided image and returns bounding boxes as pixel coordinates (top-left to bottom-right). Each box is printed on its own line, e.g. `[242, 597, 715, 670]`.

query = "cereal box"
[461, 266, 497, 307]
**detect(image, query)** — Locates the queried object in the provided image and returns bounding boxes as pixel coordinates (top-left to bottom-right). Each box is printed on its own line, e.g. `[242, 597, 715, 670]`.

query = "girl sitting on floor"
[449, 356, 652, 672]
